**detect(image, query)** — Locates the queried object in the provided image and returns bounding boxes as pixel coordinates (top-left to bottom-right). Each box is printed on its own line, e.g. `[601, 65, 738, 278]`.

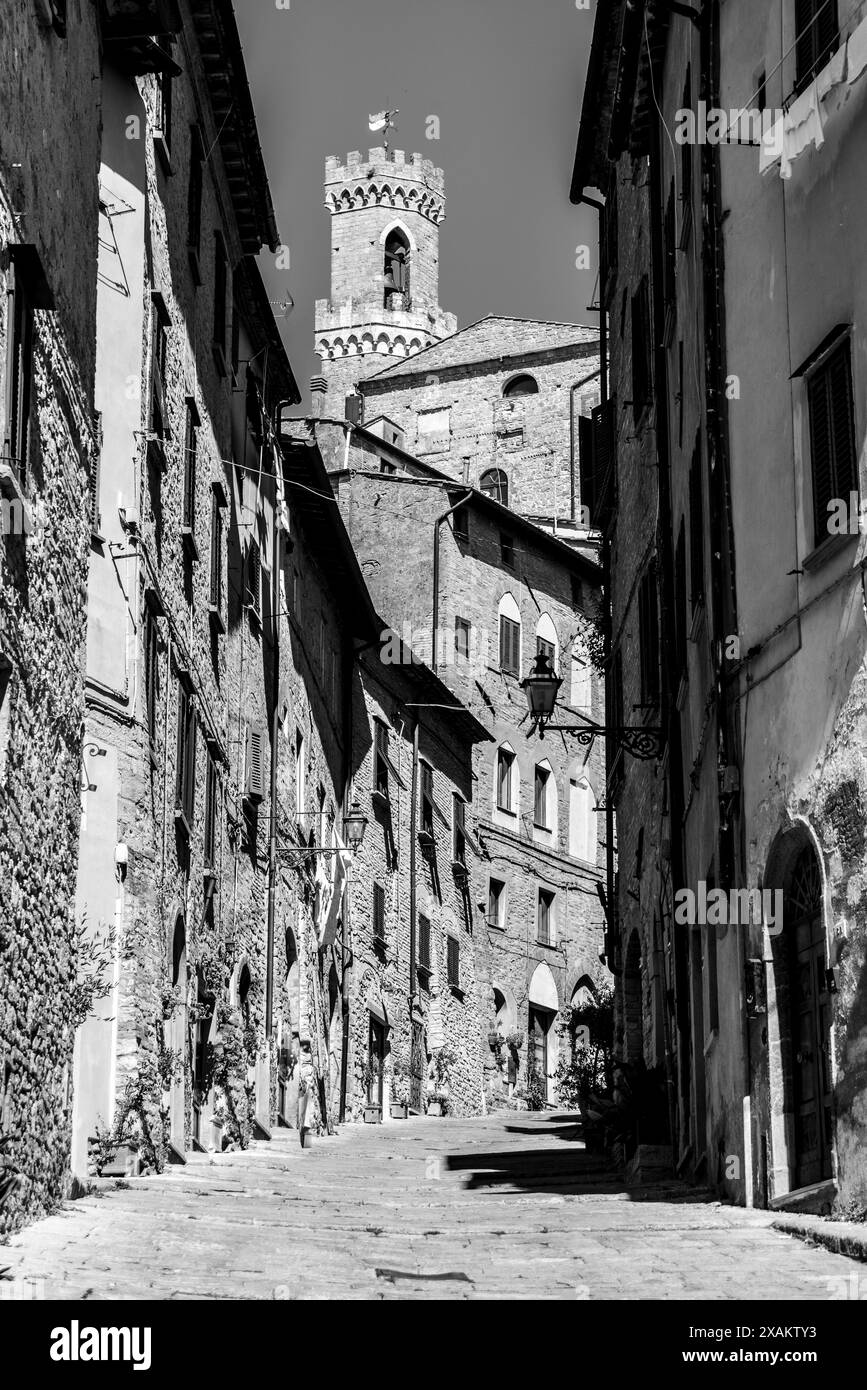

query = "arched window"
[495, 742, 518, 816]
[533, 758, 557, 836]
[536, 613, 559, 673]
[498, 592, 522, 677]
[503, 373, 539, 398]
[384, 228, 410, 308]
[480, 468, 508, 505]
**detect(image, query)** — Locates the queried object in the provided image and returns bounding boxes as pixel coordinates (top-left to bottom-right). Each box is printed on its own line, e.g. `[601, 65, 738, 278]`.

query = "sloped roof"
[362, 314, 599, 386]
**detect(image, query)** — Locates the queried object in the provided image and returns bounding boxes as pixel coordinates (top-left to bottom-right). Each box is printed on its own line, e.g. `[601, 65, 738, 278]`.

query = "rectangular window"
[245, 538, 261, 618]
[3, 255, 36, 480]
[689, 441, 705, 610]
[182, 398, 198, 532]
[499, 615, 520, 676]
[418, 913, 431, 970]
[453, 794, 466, 864]
[796, 0, 838, 92]
[536, 635, 556, 672]
[373, 882, 386, 941]
[487, 877, 505, 930]
[638, 567, 660, 706]
[143, 601, 159, 754]
[295, 729, 306, 819]
[808, 337, 856, 548]
[534, 765, 550, 829]
[420, 761, 434, 836]
[500, 532, 516, 567]
[153, 48, 173, 153]
[454, 616, 471, 659]
[204, 751, 217, 870]
[209, 491, 223, 614]
[496, 747, 515, 813]
[213, 232, 227, 366]
[175, 684, 196, 829]
[537, 889, 555, 947]
[374, 719, 390, 798]
[447, 935, 460, 988]
[188, 125, 203, 257]
[149, 292, 170, 443]
[631, 277, 652, 422]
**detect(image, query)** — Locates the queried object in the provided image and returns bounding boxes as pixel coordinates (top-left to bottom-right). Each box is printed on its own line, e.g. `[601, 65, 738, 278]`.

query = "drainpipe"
[408, 715, 420, 1078]
[338, 628, 355, 1124]
[265, 450, 280, 1044]
[432, 490, 473, 675]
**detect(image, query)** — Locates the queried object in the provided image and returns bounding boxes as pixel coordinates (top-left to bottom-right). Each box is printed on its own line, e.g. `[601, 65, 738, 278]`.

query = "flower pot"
[363, 1104, 382, 1124]
[390, 1103, 408, 1119]
[507, 1030, 524, 1049]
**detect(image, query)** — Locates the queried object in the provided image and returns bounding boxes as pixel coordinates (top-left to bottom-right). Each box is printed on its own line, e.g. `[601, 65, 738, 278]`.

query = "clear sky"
[236, 0, 597, 403]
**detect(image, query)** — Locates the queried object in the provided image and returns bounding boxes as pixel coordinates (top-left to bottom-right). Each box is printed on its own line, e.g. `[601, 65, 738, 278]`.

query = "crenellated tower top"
[314, 148, 456, 413]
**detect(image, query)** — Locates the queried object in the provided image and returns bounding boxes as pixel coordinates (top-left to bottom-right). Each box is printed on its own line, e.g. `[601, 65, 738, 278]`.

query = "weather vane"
[368, 108, 399, 154]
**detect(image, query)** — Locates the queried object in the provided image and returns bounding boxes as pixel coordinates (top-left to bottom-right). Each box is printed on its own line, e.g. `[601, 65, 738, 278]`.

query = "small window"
[534, 765, 551, 830]
[499, 614, 520, 675]
[500, 533, 516, 567]
[503, 374, 538, 398]
[480, 468, 509, 504]
[808, 337, 856, 548]
[453, 794, 466, 865]
[204, 750, 218, 870]
[454, 616, 471, 659]
[537, 889, 555, 947]
[373, 882, 386, 942]
[182, 399, 199, 533]
[447, 936, 460, 988]
[420, 761, 434, 836]
[795, 0, 839, 93]
[143, 602, 159, 755]
[487, 878, 505, 930]
[175, 684, 197, 829]
[496, 747, 515, 814]
[536, 635, 556, 673]
[380, 461, 396, 476]
[213, 232, 227, 367]
[231, 276, 241, 381]
[374, 720, 390, 798]
[418, 913, 431, 970]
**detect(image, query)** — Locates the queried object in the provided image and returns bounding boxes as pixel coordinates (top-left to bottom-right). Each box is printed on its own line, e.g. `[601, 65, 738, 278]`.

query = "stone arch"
[764, 821, 834, 1196]
[528, 961, 559, 1102]
[529, 961, 558, 1012]
[352, 185, 366, 206]
[361, 333, 375, 355]
[346, 335, 359, 355]
[409, 337, 422, 354]
[536, 611, 559, 670]
[379, 217, 417, 253]
[375, 333, 391, 355]
[332, 336, 345, 357]
[392, 336, 407, 357]
[504, 372, 540, 397]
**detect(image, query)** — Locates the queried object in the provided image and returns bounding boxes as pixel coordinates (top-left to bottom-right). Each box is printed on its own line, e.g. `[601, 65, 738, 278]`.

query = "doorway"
[528, 1005, 554, 1100]
[785, 846, 833, 1189]
[368, 1016, 386, 1108]
[169, 915, 187, 1155]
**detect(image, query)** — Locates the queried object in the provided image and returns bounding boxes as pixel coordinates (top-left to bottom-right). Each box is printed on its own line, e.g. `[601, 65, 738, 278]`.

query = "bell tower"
[313, 148, 457, 416]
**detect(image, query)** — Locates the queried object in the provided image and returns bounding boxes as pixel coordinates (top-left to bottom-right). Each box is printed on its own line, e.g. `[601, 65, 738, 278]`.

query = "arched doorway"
[528, 961, 559, 1102]
[169, 914, 187, 1154]
[781, 844, 833, 1189]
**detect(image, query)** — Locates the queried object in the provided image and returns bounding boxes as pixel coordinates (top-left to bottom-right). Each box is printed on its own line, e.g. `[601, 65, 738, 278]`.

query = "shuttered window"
[808, 339, 856, 547]
[175, 685, 197, 828]
[453, 794, 466, 864]
[203, 751, 217, 869]
[373, 882, 386, 940]
[188, 125, 203, 256]
[420, 762, 434, 836]
[499, 615, 521, 675]
[496, 747, 515, 813]
[796, 0, 839, 92]
[245, 723, 266, 802]
[418, 914, 431, 970]
[447, 936, 460, 988]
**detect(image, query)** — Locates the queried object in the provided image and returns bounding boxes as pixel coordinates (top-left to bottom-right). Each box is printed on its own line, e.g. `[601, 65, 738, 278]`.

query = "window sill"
[495, 806, 517, 818]
[535, 937, 557, 951]
[803, 530, 858, 573]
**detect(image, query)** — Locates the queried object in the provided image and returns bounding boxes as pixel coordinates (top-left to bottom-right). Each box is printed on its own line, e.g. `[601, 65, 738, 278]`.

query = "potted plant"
[507, 1029, 524, 1050]
[361, 1060, 381, 1123]
[390, 1058, 410, 1119]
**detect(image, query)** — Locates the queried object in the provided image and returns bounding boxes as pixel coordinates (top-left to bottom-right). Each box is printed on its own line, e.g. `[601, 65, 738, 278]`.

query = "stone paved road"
[1, 1112, 862, 1300]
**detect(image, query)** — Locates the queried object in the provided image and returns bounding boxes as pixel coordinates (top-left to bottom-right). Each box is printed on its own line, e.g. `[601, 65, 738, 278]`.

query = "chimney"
[309, 375, 327, 417]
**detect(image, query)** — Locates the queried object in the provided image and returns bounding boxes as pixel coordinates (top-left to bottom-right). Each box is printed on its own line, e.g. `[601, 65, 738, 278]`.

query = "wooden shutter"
[246, 539, 261, 616]
[373, 882, 385, 939]
[245, 723, 266, 802]
[828, 343, 856, 496]
[591, 400, 614, 526]
[453, 795, 466, 862]
[418, 914, 431, 969]
[578, 414, 596, 525]
[797, 0, 839, 88]
[499, 616, 520, 675]
[447, 936, 459, 987]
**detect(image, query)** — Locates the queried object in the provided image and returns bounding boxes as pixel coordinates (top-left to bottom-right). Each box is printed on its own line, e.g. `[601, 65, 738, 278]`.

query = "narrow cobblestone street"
[2, 1113, 862, 1301]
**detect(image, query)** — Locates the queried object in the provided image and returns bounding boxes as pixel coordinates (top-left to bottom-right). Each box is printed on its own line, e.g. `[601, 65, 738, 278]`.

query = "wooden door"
[788, 850, 832, 1188]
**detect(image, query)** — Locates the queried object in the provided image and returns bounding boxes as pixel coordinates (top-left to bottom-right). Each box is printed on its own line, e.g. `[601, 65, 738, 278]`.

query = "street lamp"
[342, 799, 368, 853]
[522, 653, 664, 761]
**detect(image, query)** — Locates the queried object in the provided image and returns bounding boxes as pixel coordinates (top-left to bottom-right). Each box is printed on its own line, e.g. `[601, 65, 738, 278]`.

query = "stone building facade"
[575, 0, 867, 1214]
[0, 0, 102, 1233]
